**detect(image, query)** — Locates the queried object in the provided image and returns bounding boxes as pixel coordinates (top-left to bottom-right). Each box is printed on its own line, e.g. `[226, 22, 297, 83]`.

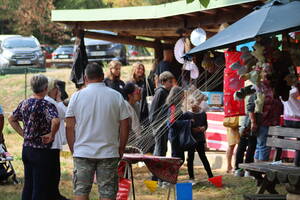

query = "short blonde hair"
[47, 78, 57, 91]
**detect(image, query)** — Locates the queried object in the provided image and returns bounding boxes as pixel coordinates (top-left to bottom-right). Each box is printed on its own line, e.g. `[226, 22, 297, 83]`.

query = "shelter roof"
[51, 0, 265, 46]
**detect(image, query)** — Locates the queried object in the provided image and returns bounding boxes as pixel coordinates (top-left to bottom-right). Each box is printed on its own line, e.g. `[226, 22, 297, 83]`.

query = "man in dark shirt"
[155, 49, 180, 87]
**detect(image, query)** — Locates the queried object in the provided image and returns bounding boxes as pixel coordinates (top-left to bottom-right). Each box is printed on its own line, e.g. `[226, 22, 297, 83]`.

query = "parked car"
[85, 38, 127, 65]
[127, 45, 151, 57]
[51, 45, 74, 68]
[0, 35, 45, 68]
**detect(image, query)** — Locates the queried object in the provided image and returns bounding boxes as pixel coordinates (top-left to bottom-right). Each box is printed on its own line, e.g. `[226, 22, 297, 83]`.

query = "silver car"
[0, 35, 45, 68]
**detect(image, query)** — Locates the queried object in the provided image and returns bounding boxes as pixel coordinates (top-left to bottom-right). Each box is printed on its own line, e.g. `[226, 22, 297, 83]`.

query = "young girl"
[185, 91, 214, 180]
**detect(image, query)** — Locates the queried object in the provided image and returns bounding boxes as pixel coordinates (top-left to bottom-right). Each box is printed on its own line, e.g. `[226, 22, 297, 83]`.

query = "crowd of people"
[0, 51, 299, 199]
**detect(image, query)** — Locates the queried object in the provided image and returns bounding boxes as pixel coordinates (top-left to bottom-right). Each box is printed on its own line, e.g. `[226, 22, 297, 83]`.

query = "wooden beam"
[79, 19, 184, 31]
[221, 7, 231, 12]
[63, 8, 251, 33]
[199, 9, 217, 15]
[184, 13, 201, 17]
[84, 31, 173, 48]
[186, 9, 250, 28]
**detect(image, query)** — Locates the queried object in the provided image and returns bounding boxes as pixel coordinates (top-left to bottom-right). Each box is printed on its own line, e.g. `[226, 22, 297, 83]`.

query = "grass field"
[0, 66, 286, 199]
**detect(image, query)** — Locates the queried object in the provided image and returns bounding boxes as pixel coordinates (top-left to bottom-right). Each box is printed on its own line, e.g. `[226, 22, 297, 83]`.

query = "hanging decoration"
[174, 37, 185, 64]
[190, 28, 207, 46]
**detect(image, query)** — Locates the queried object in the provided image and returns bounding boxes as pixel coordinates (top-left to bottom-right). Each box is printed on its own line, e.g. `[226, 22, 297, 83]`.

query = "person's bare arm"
[154, 75, 159, 88]
[65, 117, 76, 154]
[41, 118, 60, 144]
[8, 114, 23, 137]
[119, 118, 129, 158]
[249, 112, 257, 132]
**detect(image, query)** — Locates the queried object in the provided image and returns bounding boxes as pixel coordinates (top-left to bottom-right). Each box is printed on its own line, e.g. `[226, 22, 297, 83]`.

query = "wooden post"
[154, 39, 163, 61]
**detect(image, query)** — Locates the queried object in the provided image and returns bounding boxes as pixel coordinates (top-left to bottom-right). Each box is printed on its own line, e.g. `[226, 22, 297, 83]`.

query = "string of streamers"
[127, 63, 224, 153]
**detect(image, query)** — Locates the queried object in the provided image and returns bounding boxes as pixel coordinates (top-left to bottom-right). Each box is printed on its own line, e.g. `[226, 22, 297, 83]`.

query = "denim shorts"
[73, 157, 120, 199]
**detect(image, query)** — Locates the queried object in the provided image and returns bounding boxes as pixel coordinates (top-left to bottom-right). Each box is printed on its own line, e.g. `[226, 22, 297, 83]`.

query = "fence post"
[25, 67, 27, 99]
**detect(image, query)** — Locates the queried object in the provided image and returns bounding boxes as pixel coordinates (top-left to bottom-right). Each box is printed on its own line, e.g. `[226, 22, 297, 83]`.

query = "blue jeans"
[254, 126, 270, 161]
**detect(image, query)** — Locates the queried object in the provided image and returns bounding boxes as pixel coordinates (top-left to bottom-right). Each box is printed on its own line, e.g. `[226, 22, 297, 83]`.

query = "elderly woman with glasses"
[9, 74, 60, 200]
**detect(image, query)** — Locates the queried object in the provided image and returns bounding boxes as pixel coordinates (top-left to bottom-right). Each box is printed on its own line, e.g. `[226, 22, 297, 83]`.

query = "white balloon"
[190, 28, 207, 46]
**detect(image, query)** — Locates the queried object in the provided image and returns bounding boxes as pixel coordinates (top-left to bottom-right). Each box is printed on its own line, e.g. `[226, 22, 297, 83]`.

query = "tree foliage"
[103, 0, 177, 7]
[186, 0, 210, 7]
[54, 0, 107, 9]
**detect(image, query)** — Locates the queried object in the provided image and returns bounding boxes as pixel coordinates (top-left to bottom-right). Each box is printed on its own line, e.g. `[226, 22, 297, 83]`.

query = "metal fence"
[0, 67, 46, 99]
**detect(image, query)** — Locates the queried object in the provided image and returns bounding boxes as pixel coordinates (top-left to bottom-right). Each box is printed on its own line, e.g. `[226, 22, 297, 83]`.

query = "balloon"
[190, 28, 206, 46]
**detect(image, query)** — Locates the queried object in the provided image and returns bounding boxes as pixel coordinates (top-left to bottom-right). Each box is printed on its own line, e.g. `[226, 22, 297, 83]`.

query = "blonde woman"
[131, 62, 154, 123]
[104, 60, 125, 95]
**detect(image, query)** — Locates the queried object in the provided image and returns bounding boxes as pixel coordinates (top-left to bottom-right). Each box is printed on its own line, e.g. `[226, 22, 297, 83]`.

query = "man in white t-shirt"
[65, 62, 130, 200]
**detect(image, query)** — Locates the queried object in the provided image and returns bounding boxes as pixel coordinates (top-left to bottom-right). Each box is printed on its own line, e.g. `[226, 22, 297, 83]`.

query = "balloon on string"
[190, 28, 207, 46]
[174, 37, 185, 64]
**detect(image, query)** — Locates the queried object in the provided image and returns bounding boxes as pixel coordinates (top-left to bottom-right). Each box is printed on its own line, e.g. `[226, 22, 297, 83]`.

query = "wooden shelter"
[51, 0, 265, 58]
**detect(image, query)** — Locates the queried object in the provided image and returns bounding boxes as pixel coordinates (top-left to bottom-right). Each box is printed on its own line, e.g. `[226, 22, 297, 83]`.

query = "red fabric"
[170, 105, 176, 123]
[260, 81, 283, 126]
[223, 50, 245, 117]
[118, 161, 127, 178]
[122, 154, 182, 184]
[116, 178, 131, 200]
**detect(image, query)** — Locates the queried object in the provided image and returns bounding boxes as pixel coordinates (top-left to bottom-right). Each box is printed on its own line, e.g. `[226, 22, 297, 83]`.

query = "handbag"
[178, 120, 196, 151]
[223, 116, 239, 128]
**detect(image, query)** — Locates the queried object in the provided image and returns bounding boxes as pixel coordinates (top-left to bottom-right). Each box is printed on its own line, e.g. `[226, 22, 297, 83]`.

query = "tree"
[14, 0, 69, 44]
[103, 0, 178, 7]
[54, 0, 107, 9]
[186, 0, 210, 8]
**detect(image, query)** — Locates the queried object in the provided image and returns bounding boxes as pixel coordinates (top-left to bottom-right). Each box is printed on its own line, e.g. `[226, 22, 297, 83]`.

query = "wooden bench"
[239, 126, 300, 200]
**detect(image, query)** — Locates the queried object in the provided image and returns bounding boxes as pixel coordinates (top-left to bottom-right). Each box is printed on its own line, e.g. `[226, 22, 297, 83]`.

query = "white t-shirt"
[66, 82, 130, 159]
[45, 96, 67, 149]
[282, 86, 300, 121]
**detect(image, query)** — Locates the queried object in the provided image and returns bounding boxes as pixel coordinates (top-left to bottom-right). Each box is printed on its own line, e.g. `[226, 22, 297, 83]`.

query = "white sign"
[90, 51, 106, 56]
[17, 60, 31, 65]
[58, 55, 69, 59]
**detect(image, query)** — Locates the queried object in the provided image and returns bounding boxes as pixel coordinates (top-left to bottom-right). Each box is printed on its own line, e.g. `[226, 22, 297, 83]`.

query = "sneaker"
[234, 169, 244, 177]
[161, 181, 171, 188]
[187, 179, 196, 186]
[244, 171, 255, 179]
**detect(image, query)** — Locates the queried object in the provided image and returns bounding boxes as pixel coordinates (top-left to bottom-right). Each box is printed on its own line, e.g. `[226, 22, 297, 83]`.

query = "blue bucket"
[176, 182, 193, 200]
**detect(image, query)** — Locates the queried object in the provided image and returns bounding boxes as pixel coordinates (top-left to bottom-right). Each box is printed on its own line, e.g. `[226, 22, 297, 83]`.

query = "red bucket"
[208, 175, 223, 187]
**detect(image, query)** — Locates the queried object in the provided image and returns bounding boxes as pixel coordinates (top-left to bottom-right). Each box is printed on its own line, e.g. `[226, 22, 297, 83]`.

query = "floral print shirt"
[13, 98, 58, 149]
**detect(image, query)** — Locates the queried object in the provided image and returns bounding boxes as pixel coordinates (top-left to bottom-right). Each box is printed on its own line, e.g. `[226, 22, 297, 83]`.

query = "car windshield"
[54, 46, 74, 53]
[3, 38, 38, 49]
